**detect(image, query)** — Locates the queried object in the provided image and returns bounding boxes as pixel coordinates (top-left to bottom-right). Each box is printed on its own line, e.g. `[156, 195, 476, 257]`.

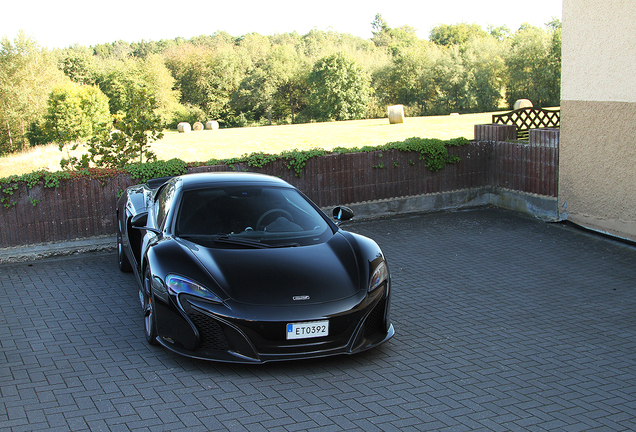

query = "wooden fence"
[0, 126, 559, 248]
[492, 107, 560, 139]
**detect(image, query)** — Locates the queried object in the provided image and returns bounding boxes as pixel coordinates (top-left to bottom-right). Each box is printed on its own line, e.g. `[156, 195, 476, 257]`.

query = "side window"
[155, 183, 175, 230]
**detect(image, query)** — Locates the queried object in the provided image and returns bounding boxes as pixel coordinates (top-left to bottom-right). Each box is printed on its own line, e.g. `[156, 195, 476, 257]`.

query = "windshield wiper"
[180, 234, 299, 249]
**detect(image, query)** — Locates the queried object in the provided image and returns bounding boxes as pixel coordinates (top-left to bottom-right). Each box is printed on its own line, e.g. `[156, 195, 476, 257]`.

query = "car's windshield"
[175, 185, 334, 247]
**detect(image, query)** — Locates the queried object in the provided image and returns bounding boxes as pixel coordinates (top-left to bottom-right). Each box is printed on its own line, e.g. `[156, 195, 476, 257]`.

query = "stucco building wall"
[560, 0, 636, 241]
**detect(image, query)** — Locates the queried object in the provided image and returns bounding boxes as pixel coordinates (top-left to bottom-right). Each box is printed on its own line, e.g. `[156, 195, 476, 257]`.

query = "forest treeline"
[0, 15, 561, 156]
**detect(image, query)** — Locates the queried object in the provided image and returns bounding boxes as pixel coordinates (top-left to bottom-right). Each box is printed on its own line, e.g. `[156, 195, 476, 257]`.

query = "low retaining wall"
[346, 187, 558, 222]
[0, 126, 559, 248]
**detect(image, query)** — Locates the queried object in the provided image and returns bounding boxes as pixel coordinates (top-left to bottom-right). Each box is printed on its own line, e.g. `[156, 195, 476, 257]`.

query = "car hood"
[187, 233, 361, 306]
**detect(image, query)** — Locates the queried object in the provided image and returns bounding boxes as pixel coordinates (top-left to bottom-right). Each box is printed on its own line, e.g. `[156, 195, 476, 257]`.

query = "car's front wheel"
[142, 267, 159, 345]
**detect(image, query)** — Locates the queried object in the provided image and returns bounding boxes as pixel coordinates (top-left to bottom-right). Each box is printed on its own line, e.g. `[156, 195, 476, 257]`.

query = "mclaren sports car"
[116, 172, 394, 363]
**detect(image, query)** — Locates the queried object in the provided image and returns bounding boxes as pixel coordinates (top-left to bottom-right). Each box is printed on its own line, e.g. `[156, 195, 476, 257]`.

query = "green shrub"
[382, 136, 468, 171]
[204, 137, 468, 176]
[125, 158, 187, 183]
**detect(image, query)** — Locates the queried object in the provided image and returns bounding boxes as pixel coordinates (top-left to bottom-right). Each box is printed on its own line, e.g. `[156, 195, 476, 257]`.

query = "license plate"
[286, 320, 329, 340]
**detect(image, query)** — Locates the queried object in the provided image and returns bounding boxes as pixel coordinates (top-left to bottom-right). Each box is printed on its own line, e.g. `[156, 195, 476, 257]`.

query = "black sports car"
[116, 172, 394, 363]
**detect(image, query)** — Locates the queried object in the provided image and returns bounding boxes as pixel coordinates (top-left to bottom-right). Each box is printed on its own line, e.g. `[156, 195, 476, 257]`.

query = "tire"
[143, 267, 159, 345]
[117, 227, 132, 273]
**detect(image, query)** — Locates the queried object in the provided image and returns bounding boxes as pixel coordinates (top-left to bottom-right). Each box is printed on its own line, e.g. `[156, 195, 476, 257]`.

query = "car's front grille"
[181, 299, 229, 351]
[364, 297, 386, 338]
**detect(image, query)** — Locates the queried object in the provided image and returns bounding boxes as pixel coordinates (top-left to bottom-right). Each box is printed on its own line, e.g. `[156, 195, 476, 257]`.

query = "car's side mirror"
[131, 212, 149, 228]
[332, 206, 354, 225]
[131, 212, 162, 235]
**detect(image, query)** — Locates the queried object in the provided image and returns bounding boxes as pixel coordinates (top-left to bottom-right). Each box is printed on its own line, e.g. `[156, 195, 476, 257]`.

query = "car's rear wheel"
[143, 267, 159, 345]
[117, 225, 132, 273]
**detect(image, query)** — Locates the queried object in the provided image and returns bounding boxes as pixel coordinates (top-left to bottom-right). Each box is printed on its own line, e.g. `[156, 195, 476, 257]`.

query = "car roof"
[176, 172, 294, 190]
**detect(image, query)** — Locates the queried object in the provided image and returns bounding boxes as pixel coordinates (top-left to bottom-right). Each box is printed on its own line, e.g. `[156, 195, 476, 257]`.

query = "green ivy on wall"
[0, 137, 468, 209]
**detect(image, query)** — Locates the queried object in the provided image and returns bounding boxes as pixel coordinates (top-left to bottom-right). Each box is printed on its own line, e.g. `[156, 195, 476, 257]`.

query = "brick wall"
[0, 126, 559, 248]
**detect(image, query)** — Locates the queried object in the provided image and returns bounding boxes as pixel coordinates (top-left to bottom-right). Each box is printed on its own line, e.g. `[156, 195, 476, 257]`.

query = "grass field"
[0, 112, 493, 178]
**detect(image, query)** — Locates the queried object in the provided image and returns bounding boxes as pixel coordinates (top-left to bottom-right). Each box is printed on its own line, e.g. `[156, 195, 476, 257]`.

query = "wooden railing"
[492, 107, 560, 140]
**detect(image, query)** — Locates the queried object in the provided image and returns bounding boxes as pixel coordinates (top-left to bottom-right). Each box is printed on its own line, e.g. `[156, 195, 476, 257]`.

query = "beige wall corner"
[559, 0, 636, 241]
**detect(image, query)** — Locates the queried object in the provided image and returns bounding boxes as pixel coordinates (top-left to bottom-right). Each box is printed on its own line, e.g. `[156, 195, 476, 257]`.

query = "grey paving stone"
[1, 208, 636, 431]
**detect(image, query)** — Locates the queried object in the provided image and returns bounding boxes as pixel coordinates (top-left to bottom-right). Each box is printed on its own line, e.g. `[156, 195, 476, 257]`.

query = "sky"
[3, 0, 562, 49]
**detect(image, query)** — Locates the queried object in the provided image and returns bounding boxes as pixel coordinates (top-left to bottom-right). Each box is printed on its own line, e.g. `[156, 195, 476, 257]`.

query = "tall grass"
[0, 113, 493, 178]
[0, 144, 87, 178]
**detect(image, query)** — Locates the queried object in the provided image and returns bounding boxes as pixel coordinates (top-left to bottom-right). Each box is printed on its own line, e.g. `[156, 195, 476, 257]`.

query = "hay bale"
[388, 105, 405, 124]
[514, 99, 533, 110]
[177, 122, 191, 133]
[205, 120, 219, 130]
[193, 121, 204, 131]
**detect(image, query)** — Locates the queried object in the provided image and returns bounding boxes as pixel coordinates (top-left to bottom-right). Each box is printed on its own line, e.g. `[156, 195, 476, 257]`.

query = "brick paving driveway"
[2, 208, 635, 431]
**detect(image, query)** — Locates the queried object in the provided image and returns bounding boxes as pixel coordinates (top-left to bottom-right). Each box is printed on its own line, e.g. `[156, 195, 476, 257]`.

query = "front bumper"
[154, 285, 393, 363]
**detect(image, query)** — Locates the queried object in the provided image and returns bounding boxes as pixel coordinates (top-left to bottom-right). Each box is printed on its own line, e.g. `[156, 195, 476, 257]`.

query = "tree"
[274, 63, 309, 124]
[37, 82, 111, 169]
[190, 32, 236, 50]
[87, 85, 163, 168]
[130, 39, 161, 59]
[202, 48, 246, 121]
[45, 83, 109, 142]
[233, 45, 308, 124]
[371, 13, 391, 48]
[95, 58, 144, 115]
[0, 25, 563, 149]
[0, 32, 64, 154]
[164, 44, 246, 123]
[95, 54, 182, 124]
[546, 19, 562, 107]
[488, 25, 512, 42]
[308, 52, 371, 121]
[93, 40, 133, 60]
[136, 54, 182, 124]
[463, 37, 507, 112]
[386, 25, 419, 56]
[59, 47, 97, 85]
[376, 45, 438, 114]
[237, 33, 272, 67]
[371, 14, 418, 56]
[430, 23, 488, 47]
[432, 45, 472, 113]
[505, 24, 560, 107]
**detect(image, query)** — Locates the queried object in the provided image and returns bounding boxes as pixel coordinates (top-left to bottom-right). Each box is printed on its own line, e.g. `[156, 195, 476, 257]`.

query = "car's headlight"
[166, 274, 222, 303]
[369, 261, 388, 292]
